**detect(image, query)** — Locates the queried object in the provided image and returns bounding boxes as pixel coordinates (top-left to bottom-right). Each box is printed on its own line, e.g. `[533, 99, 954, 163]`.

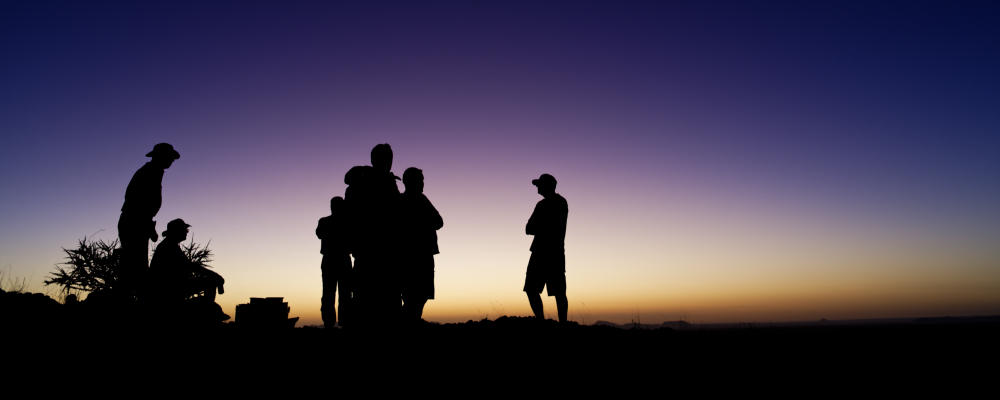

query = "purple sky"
[2, 1, 999, 324]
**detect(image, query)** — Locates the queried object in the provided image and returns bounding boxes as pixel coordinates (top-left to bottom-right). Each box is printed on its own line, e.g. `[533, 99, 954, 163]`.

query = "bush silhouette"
[45, 237, 214, 299]
[46, 238, 121, 296]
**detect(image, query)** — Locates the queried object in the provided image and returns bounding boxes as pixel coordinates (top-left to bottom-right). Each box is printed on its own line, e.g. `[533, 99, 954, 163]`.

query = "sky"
[2, 0, 999, 325]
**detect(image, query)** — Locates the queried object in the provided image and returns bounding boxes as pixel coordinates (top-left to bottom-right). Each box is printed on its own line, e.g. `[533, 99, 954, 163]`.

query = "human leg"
[402, 255, 433, 323]
[321, 256, 336, 328]
[117, 215, 150, 302]
[527, 291, 544, 319]
[556, 294, 568, 323]
[545, 252, 567, 322]
[402, 296, 427, 322]
[413, 299, 426, 320]
[336, 255, 352, 327]
[524, 252, 547, 319]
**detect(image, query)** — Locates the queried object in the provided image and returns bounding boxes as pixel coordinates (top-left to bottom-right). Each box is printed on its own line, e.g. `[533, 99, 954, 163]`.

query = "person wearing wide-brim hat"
[117, 143, 180, 302]
[149, 218, 225, 305]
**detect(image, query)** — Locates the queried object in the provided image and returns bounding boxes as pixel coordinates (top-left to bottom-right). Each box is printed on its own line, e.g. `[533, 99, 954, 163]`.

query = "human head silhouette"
[162, 218, 190, 242]
[344, 165, 370, 185]
[330, 196, 345, 214]
[532, 173, 557, 197]
[403, 167, 424, 194]
[371, 143, 393, 173]
[147, 142, 180, 169]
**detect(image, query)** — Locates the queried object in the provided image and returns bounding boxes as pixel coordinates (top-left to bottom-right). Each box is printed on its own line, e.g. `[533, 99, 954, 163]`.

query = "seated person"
[148, 218, 225, 304]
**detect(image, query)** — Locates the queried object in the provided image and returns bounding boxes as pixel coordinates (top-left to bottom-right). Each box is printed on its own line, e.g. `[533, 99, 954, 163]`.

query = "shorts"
[523, 251, 566, 296]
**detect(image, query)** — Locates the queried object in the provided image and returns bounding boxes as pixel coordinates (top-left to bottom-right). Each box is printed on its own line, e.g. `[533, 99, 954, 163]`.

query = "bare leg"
[527, 292, 544, 320]
[555, 294, 568, 323]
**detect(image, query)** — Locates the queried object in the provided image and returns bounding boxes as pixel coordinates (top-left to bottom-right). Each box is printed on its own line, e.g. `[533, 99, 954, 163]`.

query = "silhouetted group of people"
[114, 142, 569, 328]
[117, 143, 226, 321]
[317, 144, 443, 328]
[316, 144, 570, 328]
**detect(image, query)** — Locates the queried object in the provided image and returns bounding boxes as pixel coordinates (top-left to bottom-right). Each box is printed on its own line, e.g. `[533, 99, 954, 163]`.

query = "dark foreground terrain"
[4, 289, 997, 391]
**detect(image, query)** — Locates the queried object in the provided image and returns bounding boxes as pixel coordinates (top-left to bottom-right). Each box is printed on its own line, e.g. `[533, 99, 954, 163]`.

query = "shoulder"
[133, 163, 162, 180]
[541, 195, 567, 206]
[138, 162, 156, 174]
[555, 194, 567, 208]
[538, 195, 567, 214]
[129, 163, 149, 179]
[378, 171, 398, 183]
[154, 240, 175, 254]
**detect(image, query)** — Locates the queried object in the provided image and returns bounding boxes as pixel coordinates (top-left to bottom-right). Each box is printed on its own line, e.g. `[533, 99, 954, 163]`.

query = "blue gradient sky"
[2, 1, 999, 324]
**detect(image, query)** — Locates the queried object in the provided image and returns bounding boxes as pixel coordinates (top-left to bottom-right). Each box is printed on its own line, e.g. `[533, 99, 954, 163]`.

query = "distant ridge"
[592, 320, 689, 330]
[913, 315, 1000, 324]
[590, 315, 1000, 330]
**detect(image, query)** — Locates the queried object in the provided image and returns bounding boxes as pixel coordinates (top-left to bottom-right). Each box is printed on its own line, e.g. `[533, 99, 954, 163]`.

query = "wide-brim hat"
[164, 218, 191, 235]
[146, 143, 180, 160]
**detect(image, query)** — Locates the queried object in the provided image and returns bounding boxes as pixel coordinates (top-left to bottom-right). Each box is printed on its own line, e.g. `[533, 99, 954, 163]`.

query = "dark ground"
[3, 289, 997, 391]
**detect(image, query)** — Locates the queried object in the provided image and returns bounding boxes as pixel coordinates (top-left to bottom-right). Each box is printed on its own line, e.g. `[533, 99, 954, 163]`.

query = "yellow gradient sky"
[2, 1, 999, 326]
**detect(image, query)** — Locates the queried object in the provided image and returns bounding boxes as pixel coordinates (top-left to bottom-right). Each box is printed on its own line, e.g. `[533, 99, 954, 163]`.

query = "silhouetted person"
[317, 196, 352, 328]
[523, 173, 569, 323]
[117, 143, 179, 302]
[342, 165, 370, 327]
[347, 144, 402, 326]
[399, 167, 443, 323]
[148, 219, 225, 305]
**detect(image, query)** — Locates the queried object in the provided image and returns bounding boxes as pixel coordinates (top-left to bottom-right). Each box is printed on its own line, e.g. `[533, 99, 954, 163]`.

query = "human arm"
[148, 220, 158, 242]
[316, 217, 330, 240]
[526, 203, 541, 235]
[425, 196, 443, 231]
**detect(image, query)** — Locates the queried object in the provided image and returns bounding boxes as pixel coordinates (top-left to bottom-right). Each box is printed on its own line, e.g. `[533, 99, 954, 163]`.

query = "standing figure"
[347, 144, 402, 326]
[399, 167, 443, 323]
[317, 196, 352, 328]
[117, 142, 179, 301]
[523, 173, 569, 323]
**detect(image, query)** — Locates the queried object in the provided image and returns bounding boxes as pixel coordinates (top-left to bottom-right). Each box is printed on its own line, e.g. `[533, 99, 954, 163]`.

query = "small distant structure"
[235, 297, 298, 329]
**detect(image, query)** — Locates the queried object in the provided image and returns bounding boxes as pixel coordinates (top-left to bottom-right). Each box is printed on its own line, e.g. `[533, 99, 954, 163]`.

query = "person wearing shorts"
[399, 167, 443, 323]
[523, 173, 569, 323]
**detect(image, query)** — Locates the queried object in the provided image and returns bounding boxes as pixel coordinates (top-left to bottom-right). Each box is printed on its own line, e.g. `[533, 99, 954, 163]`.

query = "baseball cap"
[531, 173, 557, 187]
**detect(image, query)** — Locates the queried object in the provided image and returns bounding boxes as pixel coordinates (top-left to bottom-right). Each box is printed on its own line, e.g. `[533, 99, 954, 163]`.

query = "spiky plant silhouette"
[45, 237, 212, 297]
[46, 238, 120, 295]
